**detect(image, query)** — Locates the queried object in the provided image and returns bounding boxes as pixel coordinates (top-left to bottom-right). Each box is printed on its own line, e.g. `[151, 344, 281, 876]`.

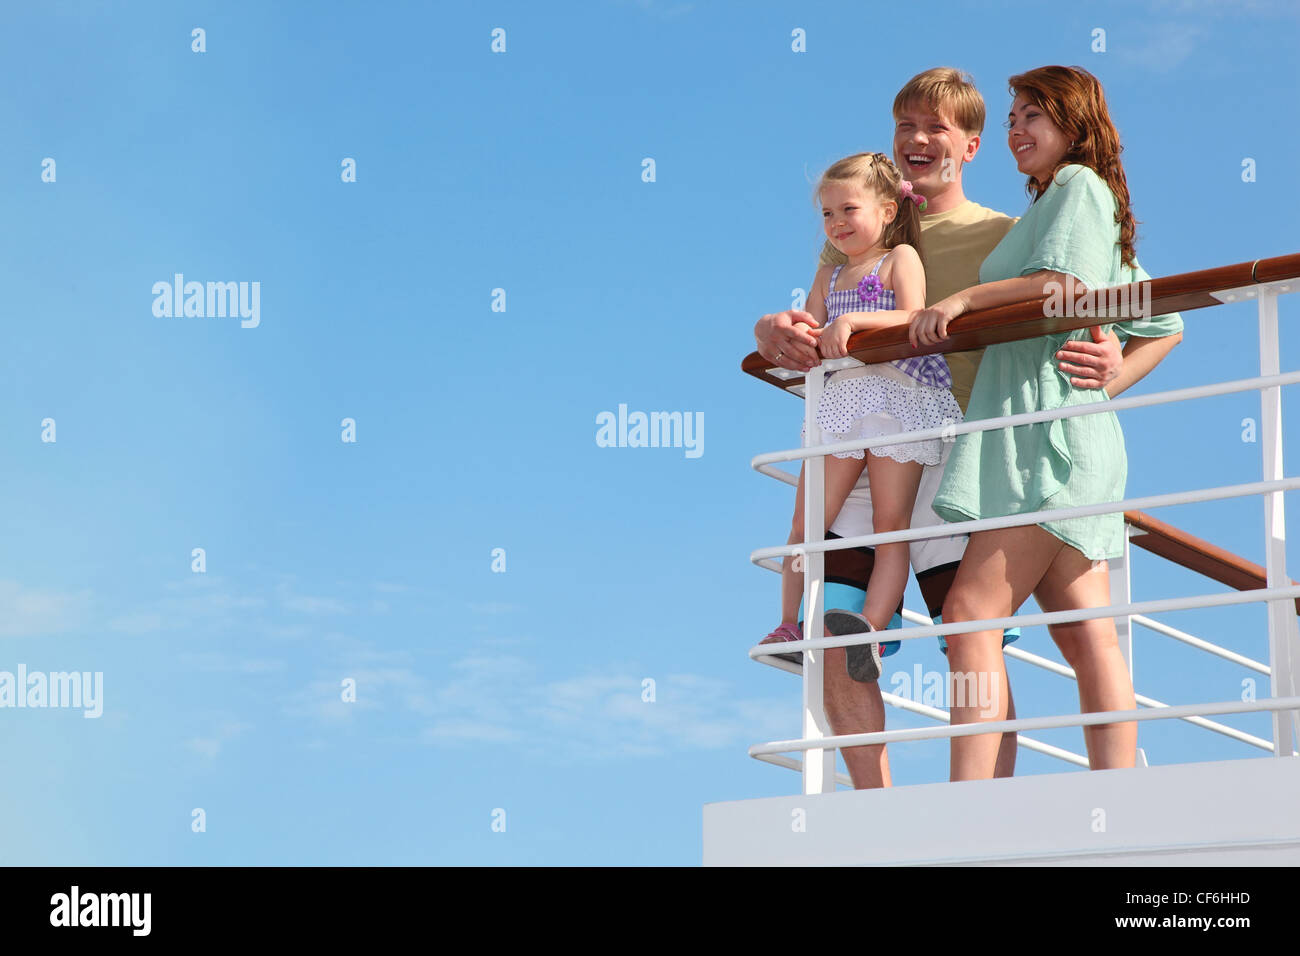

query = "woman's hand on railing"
[1056, 326, 1123, 390]
[755, 310, 821, 372]
[908, 296, 968, 348]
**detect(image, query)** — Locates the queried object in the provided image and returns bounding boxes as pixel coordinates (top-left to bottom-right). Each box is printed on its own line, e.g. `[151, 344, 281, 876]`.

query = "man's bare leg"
[822, 644, 890, 789]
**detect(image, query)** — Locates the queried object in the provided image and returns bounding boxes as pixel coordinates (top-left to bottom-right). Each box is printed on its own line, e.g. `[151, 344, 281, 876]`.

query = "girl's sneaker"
[824, 610, 882, 683]
[758, 622, 803, 665]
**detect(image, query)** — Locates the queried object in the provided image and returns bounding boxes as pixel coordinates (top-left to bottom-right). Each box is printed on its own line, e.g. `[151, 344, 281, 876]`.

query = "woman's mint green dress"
[932, 164, 1184, 560]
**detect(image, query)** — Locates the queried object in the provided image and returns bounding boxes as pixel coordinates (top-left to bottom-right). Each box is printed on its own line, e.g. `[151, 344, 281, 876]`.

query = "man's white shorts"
[828, 455, 966, 575]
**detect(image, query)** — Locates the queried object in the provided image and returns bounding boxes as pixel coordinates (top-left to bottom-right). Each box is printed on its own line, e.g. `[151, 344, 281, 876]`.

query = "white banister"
[799, 361, 834, 795]
[1255, 287, 1300, 756]
[747, 280, 1298, 783]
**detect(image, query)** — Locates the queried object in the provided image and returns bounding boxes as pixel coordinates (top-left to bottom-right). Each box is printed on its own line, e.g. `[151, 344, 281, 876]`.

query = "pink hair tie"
[900, 179, 928, 212]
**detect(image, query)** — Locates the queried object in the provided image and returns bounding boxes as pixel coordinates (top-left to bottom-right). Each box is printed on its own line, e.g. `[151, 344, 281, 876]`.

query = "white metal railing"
[1002, 641, 1274, 752]
[753, 369, 1300, 478]
[755, 624, 1092, 774]
[1131, 614, 1269, 674]
[748, 696, 1300, 754]
[746, 281, 1300, 794]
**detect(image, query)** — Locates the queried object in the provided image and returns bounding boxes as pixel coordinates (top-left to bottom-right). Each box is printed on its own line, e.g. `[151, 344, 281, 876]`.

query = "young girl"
[760, 152, 963, 681]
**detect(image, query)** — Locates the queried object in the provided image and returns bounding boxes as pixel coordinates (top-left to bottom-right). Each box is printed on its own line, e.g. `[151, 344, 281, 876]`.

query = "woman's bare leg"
[994, 684, 1018, 778]
[1036, 551, 1137, 769]
[943, 524, 1064, 780]
[923, 565, 1020, 777]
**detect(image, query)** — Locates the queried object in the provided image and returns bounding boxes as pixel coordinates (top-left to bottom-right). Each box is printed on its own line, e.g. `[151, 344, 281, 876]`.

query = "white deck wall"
[704, 756, 1300, 866]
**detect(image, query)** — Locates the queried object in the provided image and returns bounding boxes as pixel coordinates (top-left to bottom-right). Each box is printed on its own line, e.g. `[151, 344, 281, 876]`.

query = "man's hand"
[755, 310, 821, 373]
[1057, 326, 1122, 389]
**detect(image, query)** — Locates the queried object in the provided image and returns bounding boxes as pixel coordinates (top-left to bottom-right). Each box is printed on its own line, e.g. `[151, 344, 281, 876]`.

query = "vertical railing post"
[1110, 523, 1146, 765]
[1258, 287, 1300, 757]
[1109, 527, 1135, 678]
[801, 363, 834, 794]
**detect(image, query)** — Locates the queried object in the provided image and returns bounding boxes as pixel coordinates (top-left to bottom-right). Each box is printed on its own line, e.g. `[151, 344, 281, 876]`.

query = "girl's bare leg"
[1035, 551, 1137, 769]
[943, 524, 1064, 780]
[778, 456, 869, 622]
[859, 453, 922, 630]
[777, 466, 806, 624]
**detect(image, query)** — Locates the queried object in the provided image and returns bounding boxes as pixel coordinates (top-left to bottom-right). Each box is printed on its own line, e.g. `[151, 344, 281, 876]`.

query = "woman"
[907, 66, 1183, 779]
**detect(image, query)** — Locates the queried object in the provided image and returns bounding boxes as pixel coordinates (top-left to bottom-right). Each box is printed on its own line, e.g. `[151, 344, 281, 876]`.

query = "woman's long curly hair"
[1009, 65, 1137, 268]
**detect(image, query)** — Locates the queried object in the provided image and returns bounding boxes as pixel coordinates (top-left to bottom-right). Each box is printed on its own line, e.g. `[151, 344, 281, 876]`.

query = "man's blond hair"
[819, 68, 987, 268]
[892, 67, 986, 136]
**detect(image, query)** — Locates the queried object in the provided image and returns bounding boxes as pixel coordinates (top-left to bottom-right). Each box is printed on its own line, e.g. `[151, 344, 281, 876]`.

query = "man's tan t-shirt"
[917, 201, 1016, 413]
[819, 199, 1016, 413]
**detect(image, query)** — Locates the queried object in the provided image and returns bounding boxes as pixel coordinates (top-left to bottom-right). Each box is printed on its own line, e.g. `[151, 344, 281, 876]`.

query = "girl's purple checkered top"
[824, 255, 952, 390]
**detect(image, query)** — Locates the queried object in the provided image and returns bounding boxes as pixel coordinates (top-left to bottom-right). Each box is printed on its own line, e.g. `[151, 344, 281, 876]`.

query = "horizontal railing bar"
[754, 612, 1269, 767]
[752, 736, 1082, 786]
[748, 696, 1300, 755]
[757, 615, 1273, 751]
[1013, 735, 1091, 767]
[1132, 614, 1271, 675]
[749, 659, 1090, 768]
[1004, 645, 1075, 680]
[751, 751, 856, 788]
[757, 466, 799, 489]
[751, 370, 1300, 469]
[1123, 509, 1299, 611]
[755, 652, 803, 676]
[748, 585, 1300, 655]
[749, 477, 1300, 560]
[879, 690, 1089, 767]
[753, 742, 1087, 780]
[756, 605, 1087, 765]
[1134, 696, 1274, 751]
[926, 623, 1271, 750]
[925, 628, 1270, 749]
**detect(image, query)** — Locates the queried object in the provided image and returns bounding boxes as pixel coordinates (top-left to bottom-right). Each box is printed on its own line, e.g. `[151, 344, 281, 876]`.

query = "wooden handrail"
[742, 252, 1300, 391]
[741, 252, 1300, 617]
[1124, 511, 1300, 616]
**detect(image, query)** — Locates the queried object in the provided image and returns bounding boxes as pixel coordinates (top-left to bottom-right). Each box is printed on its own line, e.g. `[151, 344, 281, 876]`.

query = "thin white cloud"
[107, 611, 165, 635]
[178, 653, 286, 674]
[104, 571, 396, 641]
[281, 593, 351, 615]
[1114, 23, 1210, 71]
[0, 580, 92, 637]
[1147, 0, 1297, 14]
[123, 577, 268, 634]
[184, 720, 253, 761]
[468, 602, 517, 615]
[287, 653, 792, 760]
[281, 667, 423, 723]
[422, 720, 520, 743]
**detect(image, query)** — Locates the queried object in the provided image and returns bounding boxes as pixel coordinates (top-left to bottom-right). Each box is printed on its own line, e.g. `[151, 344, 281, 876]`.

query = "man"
[754, 68, 1182, 788]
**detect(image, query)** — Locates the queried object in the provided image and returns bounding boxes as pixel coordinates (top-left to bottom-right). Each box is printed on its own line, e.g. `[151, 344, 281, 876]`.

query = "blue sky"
[0, 0, 1296, 865]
